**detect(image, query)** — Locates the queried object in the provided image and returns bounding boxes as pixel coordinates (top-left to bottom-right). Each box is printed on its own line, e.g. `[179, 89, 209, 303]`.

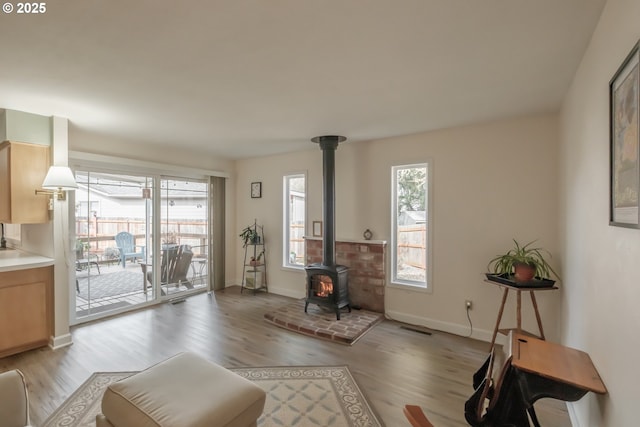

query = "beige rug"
[42, 366, 383, 427]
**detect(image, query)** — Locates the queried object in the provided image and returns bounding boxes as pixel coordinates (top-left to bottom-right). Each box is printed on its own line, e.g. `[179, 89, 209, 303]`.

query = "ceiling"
[0, 0, 606, 159]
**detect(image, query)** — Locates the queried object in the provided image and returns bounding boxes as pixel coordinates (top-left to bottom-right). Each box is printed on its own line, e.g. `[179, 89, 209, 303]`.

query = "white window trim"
[282, 172, 307, 270]
[390, 162, 433, 292]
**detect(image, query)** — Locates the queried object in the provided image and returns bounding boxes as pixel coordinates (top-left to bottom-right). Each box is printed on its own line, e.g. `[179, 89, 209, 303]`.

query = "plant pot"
[513, 263, 535, 282]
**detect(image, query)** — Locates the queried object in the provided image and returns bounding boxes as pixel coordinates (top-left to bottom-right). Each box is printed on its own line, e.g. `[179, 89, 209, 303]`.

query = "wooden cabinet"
[0, 266, 53, 358]
[0, 140, 51, 224]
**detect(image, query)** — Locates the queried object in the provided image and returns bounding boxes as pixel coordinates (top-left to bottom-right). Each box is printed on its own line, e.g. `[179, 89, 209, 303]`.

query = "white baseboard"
[265, 286, 304, 300]
[225, 282, 303, 300]
[385, 310, 504, 345]
[49, 333, 73, 350]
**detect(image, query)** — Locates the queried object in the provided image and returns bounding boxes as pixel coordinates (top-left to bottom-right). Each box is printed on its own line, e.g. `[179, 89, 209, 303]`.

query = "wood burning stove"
[305, 135, 350, 320]
[305, 264, 350, 320]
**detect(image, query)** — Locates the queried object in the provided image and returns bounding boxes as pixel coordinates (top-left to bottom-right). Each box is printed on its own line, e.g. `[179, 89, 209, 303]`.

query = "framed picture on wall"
[251, 182, 262, 198]
[610, 40, 640, 228]
[312, 221, 323, 237]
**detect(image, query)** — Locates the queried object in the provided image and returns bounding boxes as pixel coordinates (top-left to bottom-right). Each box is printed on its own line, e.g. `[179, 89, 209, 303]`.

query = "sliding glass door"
[158, 177, 209, 298]
[73, 170, 211, 322]
[74, 171, 155, 319]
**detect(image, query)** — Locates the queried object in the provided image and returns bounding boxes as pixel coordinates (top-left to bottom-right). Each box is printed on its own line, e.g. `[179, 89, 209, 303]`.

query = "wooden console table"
[509, 331, 607, 396]
[485, 278, 558, 351]
[509, 331, 606, 426]
[464, 329, 606, 426]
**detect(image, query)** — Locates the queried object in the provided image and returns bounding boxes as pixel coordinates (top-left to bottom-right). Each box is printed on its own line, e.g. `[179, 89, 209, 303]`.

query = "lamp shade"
[41, 166, 78, 190]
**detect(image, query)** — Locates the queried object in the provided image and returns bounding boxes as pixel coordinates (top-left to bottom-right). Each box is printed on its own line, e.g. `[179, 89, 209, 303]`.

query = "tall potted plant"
[239, 225, 259, 247]
[487, 239, 559, 282]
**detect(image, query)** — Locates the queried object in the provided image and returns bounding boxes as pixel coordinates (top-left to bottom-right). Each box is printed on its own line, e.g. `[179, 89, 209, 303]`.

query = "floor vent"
[400, 324, 433, 335]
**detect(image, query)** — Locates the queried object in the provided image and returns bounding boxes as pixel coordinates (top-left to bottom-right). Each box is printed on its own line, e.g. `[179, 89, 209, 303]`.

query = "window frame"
[69, 153, 221, 325]
[282, 172, 307, 270]
[390, 162, 433, 292]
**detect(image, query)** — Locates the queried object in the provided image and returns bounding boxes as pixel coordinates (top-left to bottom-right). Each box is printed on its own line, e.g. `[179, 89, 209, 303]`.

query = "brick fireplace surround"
[305, 237, 386, 313]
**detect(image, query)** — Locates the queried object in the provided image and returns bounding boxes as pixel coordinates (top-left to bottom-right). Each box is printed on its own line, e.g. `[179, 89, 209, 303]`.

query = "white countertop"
[0, 248, 55, 272]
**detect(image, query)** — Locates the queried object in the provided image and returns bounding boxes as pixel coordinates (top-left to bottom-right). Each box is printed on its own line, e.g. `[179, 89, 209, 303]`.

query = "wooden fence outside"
[76, 218, 207, 259]
[397, 225, 427, 270]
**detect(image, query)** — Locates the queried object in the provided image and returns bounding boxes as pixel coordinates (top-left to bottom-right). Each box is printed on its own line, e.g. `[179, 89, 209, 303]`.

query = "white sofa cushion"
[101, 352, 265, 427]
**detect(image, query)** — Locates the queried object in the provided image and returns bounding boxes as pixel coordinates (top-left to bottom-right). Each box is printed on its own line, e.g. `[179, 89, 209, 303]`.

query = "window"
[283, 173, 306, 268]
[391, 163, 431, 289]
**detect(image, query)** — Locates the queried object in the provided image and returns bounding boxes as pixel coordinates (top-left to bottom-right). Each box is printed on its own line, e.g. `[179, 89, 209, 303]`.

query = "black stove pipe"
[311, 135, 346, 267]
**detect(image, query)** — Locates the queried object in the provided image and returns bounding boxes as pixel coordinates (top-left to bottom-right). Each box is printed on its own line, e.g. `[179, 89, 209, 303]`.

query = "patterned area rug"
[77, 270, 144, 300]
[264, 299, 384, 345]
[42, 366, 382, 427]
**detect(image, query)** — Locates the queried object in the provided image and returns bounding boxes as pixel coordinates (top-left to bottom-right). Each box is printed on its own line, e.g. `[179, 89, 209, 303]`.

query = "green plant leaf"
[487, 239, 559, 281]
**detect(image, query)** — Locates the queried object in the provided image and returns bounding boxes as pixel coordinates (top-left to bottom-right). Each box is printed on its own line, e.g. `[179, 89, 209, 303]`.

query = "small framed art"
[251, 182, 262, 198]
[312, 221, 323, 237]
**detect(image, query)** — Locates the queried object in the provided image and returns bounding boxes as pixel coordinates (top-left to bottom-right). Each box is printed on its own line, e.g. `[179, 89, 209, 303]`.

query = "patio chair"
[114, 231, 145, 268]
[75, 241, 100, 275]
[170, 245, 194, 288]
[144, 244, 194, 294]
[157, 243, 179, 286]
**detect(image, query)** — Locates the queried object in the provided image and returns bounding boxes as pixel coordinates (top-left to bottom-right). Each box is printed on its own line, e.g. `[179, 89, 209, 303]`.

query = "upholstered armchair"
[0, 369, 31, 427]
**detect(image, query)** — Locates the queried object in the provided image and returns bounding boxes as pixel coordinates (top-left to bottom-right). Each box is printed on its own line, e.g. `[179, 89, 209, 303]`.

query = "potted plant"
[249, 250, 264, 266]
[75, 240, 90, 258]
[239, 225, 259, 247]
[487, 239, 559, 282]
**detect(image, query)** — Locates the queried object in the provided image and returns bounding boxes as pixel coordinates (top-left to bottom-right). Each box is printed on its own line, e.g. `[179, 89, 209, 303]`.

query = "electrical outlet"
[465, 300, 472, 310]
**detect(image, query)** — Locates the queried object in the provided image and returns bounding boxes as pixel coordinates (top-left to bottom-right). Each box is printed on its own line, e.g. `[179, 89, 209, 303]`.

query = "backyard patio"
[75, 257, 208, 318]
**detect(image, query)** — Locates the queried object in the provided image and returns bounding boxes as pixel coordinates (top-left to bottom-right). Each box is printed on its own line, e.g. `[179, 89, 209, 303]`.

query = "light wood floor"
[0, 286, 570, 426]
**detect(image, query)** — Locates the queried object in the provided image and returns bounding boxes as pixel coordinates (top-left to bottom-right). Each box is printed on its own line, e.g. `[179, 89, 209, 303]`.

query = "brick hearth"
[305, 237, 386, 313]
[264, 299, 384, 345]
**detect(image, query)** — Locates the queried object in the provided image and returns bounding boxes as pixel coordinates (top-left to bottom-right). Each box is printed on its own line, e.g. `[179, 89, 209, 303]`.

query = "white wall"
[0, 110, 5, 139]
[559, 0, 639, 425]
[2, 109, 51, 146]
[235, 149, 319, 296]
[235, 114, 561, 341]
[68, 126, 238, 292]
[69, 126, 233, 173]
[378, 116, 560, 341]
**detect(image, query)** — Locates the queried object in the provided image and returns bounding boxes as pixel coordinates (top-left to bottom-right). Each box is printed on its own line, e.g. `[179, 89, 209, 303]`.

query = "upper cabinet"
[0, 141, 50, 224]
